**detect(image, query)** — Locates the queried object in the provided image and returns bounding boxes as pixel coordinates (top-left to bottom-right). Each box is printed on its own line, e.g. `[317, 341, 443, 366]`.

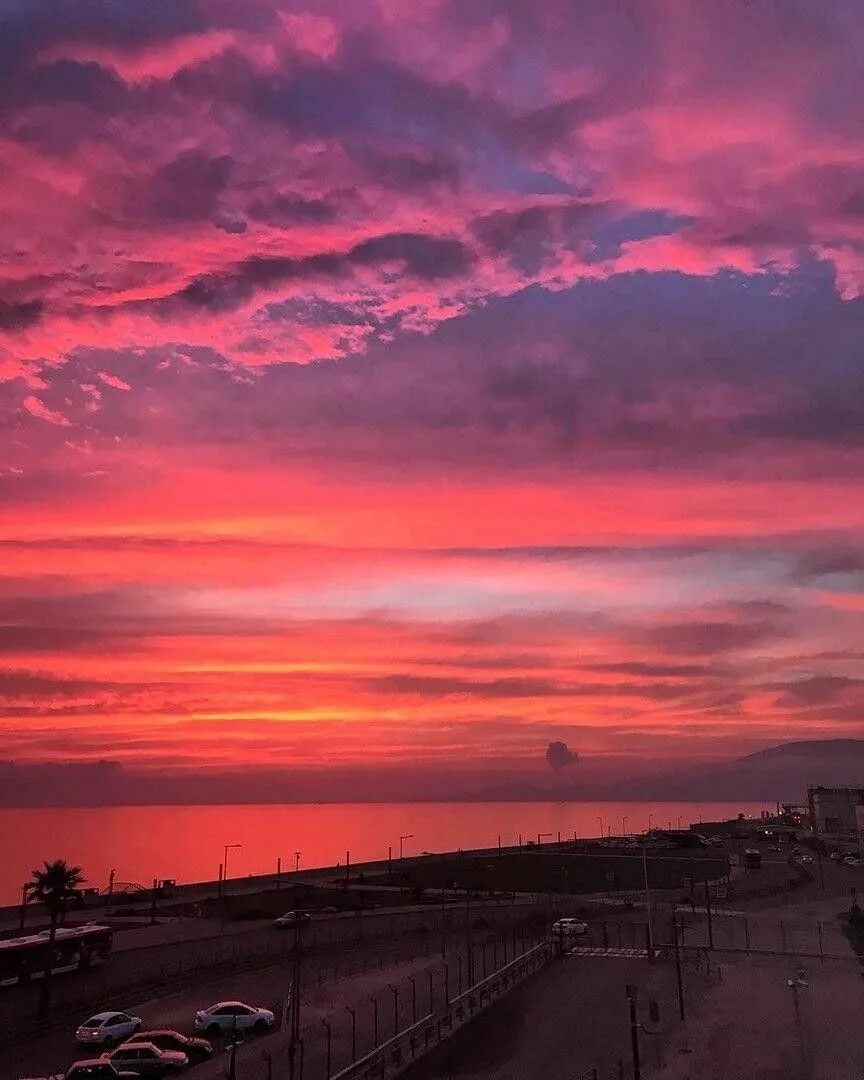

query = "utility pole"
[150, 879, 158, 926]
[346, 1006, 356, 1064]
[703, 879, 714, 949]
[626, 985, 641, 1080]
[641, 845, 654, 959]
[672, 903, 689, 1052]
[228, 1013, 238, 1080]
[788, 967, 809, 1080]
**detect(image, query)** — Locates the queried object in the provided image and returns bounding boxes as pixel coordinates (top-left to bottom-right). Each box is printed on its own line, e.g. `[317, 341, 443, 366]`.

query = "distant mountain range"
[2, 739, 864, 806]
[470, 739, 864, 804]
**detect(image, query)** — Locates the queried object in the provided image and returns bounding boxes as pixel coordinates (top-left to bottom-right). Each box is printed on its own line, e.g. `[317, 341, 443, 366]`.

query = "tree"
[26, 859, 85, 1018]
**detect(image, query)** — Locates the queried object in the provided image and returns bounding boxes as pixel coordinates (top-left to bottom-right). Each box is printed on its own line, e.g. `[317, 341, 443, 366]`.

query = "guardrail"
[328, 941, 551, 1080]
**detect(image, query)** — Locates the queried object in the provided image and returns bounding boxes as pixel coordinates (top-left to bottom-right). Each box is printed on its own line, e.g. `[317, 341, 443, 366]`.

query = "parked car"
[125, 1031, 212, 1064]
[843, 855, 864, 867]
[829, 851, 843, 861]
[551, 918, 589, 937]
[320, 906, 339, 914]
[273, 910, 312, 929]
[101, 1042, 187, 1076]
[65, 1061, 138, 1080]
[75, 1013, 143, 1047]
[193, 1002, 276, 1036]
[798, 854, 813, 864]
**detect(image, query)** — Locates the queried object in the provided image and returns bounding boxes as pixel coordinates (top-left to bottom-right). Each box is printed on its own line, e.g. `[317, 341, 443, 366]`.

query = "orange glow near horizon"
[1, 2, 863, 799]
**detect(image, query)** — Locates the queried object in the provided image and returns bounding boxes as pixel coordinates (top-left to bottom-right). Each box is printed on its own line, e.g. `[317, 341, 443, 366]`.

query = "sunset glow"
[2, 2, 863, 799]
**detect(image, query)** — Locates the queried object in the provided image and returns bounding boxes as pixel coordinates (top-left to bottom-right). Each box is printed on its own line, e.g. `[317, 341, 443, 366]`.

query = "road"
[2, 896, 561, 1040]
[5, 906, 555, 1080]
[6, 930, 461, 1080]
[399, 951, 681, 1080]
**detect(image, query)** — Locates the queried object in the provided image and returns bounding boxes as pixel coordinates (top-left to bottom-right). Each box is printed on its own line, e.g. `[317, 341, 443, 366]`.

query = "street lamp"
[537, 832, 552, 847]
[648, 813, 653, 832]
[106, 868, 116, 917]
[621, 815, 628, 837]
[294, 851, 301, 874]
[223, 844, 241, 887]
[399, 834, 413, 862]
[597, 816, 604, 838]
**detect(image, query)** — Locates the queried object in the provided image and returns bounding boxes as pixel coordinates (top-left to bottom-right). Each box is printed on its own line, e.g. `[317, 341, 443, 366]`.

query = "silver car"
[75, 1012, 143, 1047]
[194, 1001, 275, 1035]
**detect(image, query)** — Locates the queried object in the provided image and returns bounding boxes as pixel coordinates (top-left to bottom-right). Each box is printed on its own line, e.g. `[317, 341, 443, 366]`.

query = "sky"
[1, 0, 863, 800]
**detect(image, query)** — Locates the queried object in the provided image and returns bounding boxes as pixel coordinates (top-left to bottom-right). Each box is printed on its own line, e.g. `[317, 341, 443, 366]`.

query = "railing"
[328, 942, 551, 1080]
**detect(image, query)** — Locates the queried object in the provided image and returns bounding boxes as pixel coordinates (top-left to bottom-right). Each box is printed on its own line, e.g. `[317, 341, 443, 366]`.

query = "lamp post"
[788, 967, 809, 1080]
[223, 844, 241, 888]
[648, 813, 653, 832]
[597, 816, 604, 839]
[294, 851, 301, 874]
[621, 815, 628, 837]
[399, 834, 413, 863]
[19, 883, 28, 931]
[106, 868, 116, 917]
[538, 832, 552, 847]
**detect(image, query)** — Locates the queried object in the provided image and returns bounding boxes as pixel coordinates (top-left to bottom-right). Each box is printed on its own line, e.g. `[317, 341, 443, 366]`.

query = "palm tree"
[26, 859, 85, 1018]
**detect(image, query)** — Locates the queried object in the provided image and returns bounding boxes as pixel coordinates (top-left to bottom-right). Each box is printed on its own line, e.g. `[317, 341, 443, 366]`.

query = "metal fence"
[1, 895, 584, 1044]
[564, 910, 855, 963]
[200, 924, 553, 1080]
[330, 942, 550, 1080]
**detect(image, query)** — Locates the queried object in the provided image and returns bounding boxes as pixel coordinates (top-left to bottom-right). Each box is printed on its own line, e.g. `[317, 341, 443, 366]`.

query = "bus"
[743, 849, 762, 869]
[0, 924, 113, 987]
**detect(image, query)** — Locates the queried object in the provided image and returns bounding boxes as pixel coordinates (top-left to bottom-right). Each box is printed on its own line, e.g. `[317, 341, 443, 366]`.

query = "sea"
[0, 800, 769, 905]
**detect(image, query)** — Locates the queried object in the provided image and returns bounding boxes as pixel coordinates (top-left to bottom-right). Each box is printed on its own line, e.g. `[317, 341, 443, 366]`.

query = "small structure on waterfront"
[807, 785, 864, 840]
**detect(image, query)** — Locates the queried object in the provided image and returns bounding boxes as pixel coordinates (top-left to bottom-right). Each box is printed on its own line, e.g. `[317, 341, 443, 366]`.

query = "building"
[807, 786, 864, 838]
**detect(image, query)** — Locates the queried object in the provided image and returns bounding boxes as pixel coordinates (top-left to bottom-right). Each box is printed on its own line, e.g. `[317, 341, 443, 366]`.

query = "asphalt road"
[2, 897, 557, 1040]
[7, 937, 413, 1079]
[6, 917, 546, 1080]
[400, 951, 680, 1080]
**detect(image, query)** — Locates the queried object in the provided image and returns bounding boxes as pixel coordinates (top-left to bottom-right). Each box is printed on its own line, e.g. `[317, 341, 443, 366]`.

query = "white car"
[843, 856, 864, 867]
[552, 918, 589, 938]
[75, 1011, 143, 1047]
[194, 1001, 275, 1035]
[273, 910, 312, 929]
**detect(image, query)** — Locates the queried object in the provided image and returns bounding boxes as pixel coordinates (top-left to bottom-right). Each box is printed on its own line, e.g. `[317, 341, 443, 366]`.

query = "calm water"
[0, 800, 768, 905]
